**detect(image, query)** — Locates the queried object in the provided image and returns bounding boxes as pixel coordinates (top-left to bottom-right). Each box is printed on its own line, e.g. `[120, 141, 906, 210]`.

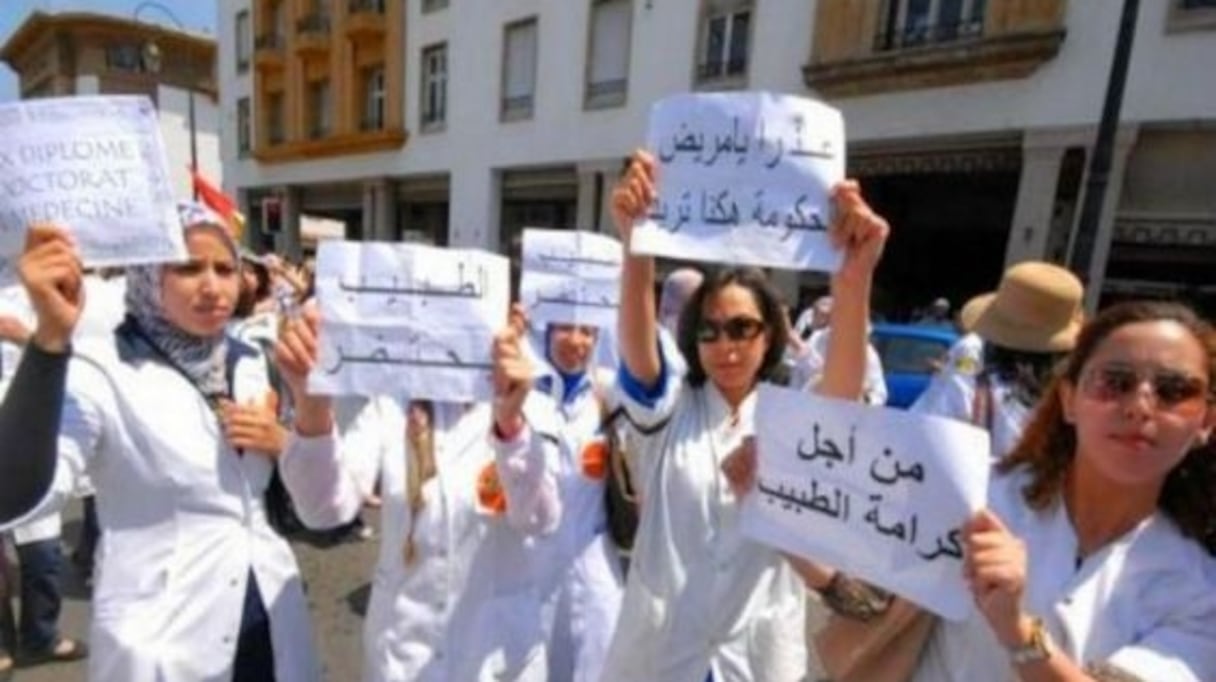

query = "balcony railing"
[255, 33, 283, 50]
[874, 20, 985, 52]
[296, 14, 332, 36]
[349, 0, 386, 13]
[696, 57, 747, 81]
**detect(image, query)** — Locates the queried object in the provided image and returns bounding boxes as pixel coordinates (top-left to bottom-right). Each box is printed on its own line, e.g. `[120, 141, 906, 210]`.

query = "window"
[422, 0, 449, 12]
[362, 66, 386, 130]
[501, 18, 538, 121]
[1168, 0, 1216, 31]
[421, 43, 447, 130]
[308, 80, 331, 138]
[106, 44, 143, 72]
[585, 0, 632, 108]
[237, 97, 252, 155]
[875, 0, 986, 51]
[267, 92, 285, 144]
[235, 10, 250, 72]
[696, 5, 751, 85]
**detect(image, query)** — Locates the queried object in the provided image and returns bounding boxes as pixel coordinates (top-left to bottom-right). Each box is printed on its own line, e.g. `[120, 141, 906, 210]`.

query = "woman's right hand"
[274, 304, 333, 436]
[18, 224, 84, 353]
[611, 150, 658, 247]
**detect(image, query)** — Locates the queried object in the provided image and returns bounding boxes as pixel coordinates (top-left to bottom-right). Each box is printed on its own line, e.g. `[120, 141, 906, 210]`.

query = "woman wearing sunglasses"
[914, 301, 1216, 681]
[600, 150, 889, 681]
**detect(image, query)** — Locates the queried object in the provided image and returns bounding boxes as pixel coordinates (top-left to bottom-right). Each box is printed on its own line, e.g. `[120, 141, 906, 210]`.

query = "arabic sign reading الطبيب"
[741, 384, 991, 621]
[309, 240, 510, 402]
[520, 227, 622, 330]
[631, 91, 845, 272]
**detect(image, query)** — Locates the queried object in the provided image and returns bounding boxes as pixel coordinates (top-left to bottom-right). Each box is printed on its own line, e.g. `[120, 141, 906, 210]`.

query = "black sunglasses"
[695, 316, 767, 344]
[1081, 363, 1212, 411]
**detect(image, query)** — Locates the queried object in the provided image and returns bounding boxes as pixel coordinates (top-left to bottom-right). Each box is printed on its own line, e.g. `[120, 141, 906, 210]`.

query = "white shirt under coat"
[280, 394, 563, 682]
[914, 470, 1216, 682]
[600, 344, 807, 682]
[3, 336, 322, 682]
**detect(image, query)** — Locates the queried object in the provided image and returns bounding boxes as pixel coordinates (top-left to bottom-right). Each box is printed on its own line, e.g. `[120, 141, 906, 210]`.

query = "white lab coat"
[914, 470, 1216, 681]
[4, 336, 322, 682]
[791, 329, 887, 405]
[910, 370, 1030, 459]
[280, 394, 564, 682]
[600, 349, 807, 682]
[530, 366, 625, 682]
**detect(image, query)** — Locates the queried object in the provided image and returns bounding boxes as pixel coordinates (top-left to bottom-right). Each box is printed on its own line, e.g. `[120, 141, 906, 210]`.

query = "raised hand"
[18, 224, 84, 353]
[274, 303, 332, 436]
[491, 319, 533, 440]
[829, 181, 890, 287]
[610, 150, 658, 247]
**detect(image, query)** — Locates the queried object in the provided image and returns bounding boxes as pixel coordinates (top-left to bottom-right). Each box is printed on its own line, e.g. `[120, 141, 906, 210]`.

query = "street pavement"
[8, 500, 830, 681]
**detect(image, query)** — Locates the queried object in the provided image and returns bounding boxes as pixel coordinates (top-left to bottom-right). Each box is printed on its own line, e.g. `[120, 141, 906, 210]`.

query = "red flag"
[190, 169, 244, 238]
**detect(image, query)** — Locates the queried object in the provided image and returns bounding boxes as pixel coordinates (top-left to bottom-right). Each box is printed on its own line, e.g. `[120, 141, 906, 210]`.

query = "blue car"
[870, 323, 960, 409]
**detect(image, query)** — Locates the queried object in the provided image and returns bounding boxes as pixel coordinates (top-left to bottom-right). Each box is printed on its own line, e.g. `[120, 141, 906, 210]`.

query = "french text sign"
[520, 228, 622, 329]
[0, 96, 186, 281]
[741, 384, 991, 620]
[631, 92, 845, 272]
[310, 241, 510, 402]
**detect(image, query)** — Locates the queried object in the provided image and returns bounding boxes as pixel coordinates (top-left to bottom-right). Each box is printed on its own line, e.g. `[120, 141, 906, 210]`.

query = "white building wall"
[217, 0, 1216, 254]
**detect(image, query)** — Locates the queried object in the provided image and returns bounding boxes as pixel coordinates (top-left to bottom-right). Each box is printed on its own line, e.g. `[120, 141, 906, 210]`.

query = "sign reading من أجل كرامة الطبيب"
[741, 383, 992, 621]
[0, 95, 186, 282]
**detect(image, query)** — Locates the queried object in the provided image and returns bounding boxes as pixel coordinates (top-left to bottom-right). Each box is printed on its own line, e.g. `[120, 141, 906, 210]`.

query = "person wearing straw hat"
[911, 261, 1084, 459]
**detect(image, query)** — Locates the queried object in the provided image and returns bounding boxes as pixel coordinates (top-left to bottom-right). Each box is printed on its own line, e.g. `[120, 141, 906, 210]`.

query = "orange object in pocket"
[477, 462, 507, 515]
[581, 439, 609, 480]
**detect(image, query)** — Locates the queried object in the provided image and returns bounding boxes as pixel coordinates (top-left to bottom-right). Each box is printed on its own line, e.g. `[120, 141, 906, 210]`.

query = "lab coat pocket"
[746, 595, 807, 682]
[466, 591, 546, 681]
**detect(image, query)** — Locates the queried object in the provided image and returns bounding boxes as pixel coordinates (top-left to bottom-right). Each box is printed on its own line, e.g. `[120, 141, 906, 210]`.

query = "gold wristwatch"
[1009, 617, 1053, 665]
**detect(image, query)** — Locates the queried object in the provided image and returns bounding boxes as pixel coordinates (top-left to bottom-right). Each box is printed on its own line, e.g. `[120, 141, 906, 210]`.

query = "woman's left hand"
[829, 180, 890, 286]
[491, 309, 533, 440]
[964, 509, 1031, 647]
[721, 436, 757, 499]
[220, 392, 287, 457]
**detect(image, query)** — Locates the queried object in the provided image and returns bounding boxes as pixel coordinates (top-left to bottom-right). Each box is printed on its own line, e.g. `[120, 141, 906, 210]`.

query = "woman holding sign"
[0, 204, 320, 681]
[603, 150, 889, 681]
[912, 301, 1216, 681]
[274, 304, 564, 682]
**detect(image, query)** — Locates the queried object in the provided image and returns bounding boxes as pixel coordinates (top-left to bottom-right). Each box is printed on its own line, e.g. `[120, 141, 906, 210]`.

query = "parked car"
[870, 323, 959, 408]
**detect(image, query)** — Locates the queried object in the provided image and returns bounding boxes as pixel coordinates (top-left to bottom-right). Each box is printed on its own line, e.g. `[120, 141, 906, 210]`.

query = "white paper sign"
[520, 228, 622, 329]
[741, 384, 991, 621]
[309, 241, 510, 402]
[631, 92, 845, 272]
[0, 96, 186, 281]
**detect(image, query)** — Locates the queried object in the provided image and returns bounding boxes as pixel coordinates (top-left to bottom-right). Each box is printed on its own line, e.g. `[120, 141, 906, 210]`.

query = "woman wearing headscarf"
[0, 204, 321, 681]
[524, 321, 625, 682]
[275, 304, 564, 681]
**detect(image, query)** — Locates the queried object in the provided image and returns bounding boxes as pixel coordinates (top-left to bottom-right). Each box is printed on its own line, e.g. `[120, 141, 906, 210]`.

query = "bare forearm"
[618, 254, 660, 386]
[818, 273, 871, 400]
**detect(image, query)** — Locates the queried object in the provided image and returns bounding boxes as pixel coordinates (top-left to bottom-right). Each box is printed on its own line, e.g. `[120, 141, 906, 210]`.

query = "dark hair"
[675, 266, 789, 388]
[980, 344, 1063, 407]
[999, 301, 1216, 554]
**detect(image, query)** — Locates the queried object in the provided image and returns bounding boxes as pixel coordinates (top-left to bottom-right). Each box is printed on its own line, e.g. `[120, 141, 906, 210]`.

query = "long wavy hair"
[998, 301, 1216, 554]
[675, 266, 789, 389]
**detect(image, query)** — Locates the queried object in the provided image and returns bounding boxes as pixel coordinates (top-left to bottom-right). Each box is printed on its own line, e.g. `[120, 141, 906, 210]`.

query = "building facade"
[1, 11, 223, 202]
[218, 0, 1216, 315]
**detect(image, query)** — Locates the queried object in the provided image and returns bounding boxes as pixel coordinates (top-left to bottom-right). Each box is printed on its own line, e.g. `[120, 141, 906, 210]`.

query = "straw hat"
[959, 261, 1084, 353]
